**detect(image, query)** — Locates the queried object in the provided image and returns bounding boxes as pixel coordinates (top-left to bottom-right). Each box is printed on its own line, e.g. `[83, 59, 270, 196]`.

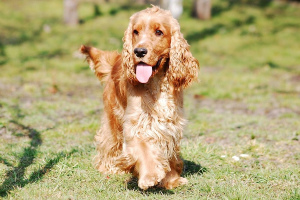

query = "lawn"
[0, 0, 299, 199]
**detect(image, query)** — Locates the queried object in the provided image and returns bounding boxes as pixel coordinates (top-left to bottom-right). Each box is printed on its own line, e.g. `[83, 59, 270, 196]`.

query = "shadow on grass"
[80, 3, 146, 24]
[79, 3, 103, 24]
[228, 0, 272, 8]
[210, 0, 272, 17]
[0, 120, 78, 197]
[125, 159, 206, 195]
[185, 0, 275, 44]
[0, 42, 7, 65]
[108, 4, 148, 16]
[183, 159, 207, 176]
[186, 15, 256, 43]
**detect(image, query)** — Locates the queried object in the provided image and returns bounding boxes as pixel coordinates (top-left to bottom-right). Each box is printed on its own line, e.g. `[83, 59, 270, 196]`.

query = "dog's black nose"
[134, 48, 148, 58]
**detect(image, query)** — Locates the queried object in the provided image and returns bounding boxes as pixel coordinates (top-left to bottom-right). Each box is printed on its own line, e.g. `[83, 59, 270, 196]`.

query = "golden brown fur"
[80, 6, 199, 190]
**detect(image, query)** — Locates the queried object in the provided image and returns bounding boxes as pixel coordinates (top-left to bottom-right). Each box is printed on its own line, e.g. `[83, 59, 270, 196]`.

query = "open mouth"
[135, 58, 163, 83]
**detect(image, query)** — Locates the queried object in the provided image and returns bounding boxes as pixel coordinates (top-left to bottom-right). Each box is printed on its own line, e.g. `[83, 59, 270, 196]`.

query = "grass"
[0, 0, 299, 199]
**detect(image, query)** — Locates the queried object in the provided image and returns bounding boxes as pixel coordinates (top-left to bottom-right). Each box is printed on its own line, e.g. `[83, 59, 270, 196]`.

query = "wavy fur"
[80, 5, 199, 190]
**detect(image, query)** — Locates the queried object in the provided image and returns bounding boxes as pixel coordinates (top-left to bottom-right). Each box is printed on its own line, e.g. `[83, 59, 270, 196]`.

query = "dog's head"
[122, 6, 199, 88]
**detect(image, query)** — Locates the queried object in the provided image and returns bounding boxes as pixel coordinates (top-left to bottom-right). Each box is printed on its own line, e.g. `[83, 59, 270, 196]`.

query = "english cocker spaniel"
[80, 6, 199, 190]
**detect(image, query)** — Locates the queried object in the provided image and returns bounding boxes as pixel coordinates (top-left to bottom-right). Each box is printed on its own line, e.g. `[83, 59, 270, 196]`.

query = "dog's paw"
[138, 171, 166, 190]
[162, 177, 188, 189]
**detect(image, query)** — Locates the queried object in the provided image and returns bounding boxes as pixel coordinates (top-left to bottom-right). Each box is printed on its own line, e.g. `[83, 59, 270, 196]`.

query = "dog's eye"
[155, 30, 163, 36]
[133, 30, 139, 35]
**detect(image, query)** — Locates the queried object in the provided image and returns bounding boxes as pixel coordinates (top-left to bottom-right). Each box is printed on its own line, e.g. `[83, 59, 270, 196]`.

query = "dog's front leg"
[122, 136, 170, 190]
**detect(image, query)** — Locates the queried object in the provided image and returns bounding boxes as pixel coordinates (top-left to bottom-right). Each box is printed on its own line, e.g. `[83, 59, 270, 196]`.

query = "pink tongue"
[136, 63, 152, 83]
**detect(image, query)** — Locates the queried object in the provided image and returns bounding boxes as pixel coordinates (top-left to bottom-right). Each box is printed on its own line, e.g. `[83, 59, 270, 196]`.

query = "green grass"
[0, 0, 299, 199]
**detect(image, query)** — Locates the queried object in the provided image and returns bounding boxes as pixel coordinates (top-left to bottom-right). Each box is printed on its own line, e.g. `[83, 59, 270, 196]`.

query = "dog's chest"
[124, 78, 185, 139]
[141, 79, 182, 117]
[148, 89, 178, 117]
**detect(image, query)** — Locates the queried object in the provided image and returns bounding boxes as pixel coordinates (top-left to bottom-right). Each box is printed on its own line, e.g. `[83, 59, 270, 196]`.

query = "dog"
[80, 5, 199, 190]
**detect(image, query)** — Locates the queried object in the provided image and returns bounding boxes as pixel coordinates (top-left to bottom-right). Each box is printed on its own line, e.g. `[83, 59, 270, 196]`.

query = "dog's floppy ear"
[121, 15, 137, 83]
[167, 19, 199, 89]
